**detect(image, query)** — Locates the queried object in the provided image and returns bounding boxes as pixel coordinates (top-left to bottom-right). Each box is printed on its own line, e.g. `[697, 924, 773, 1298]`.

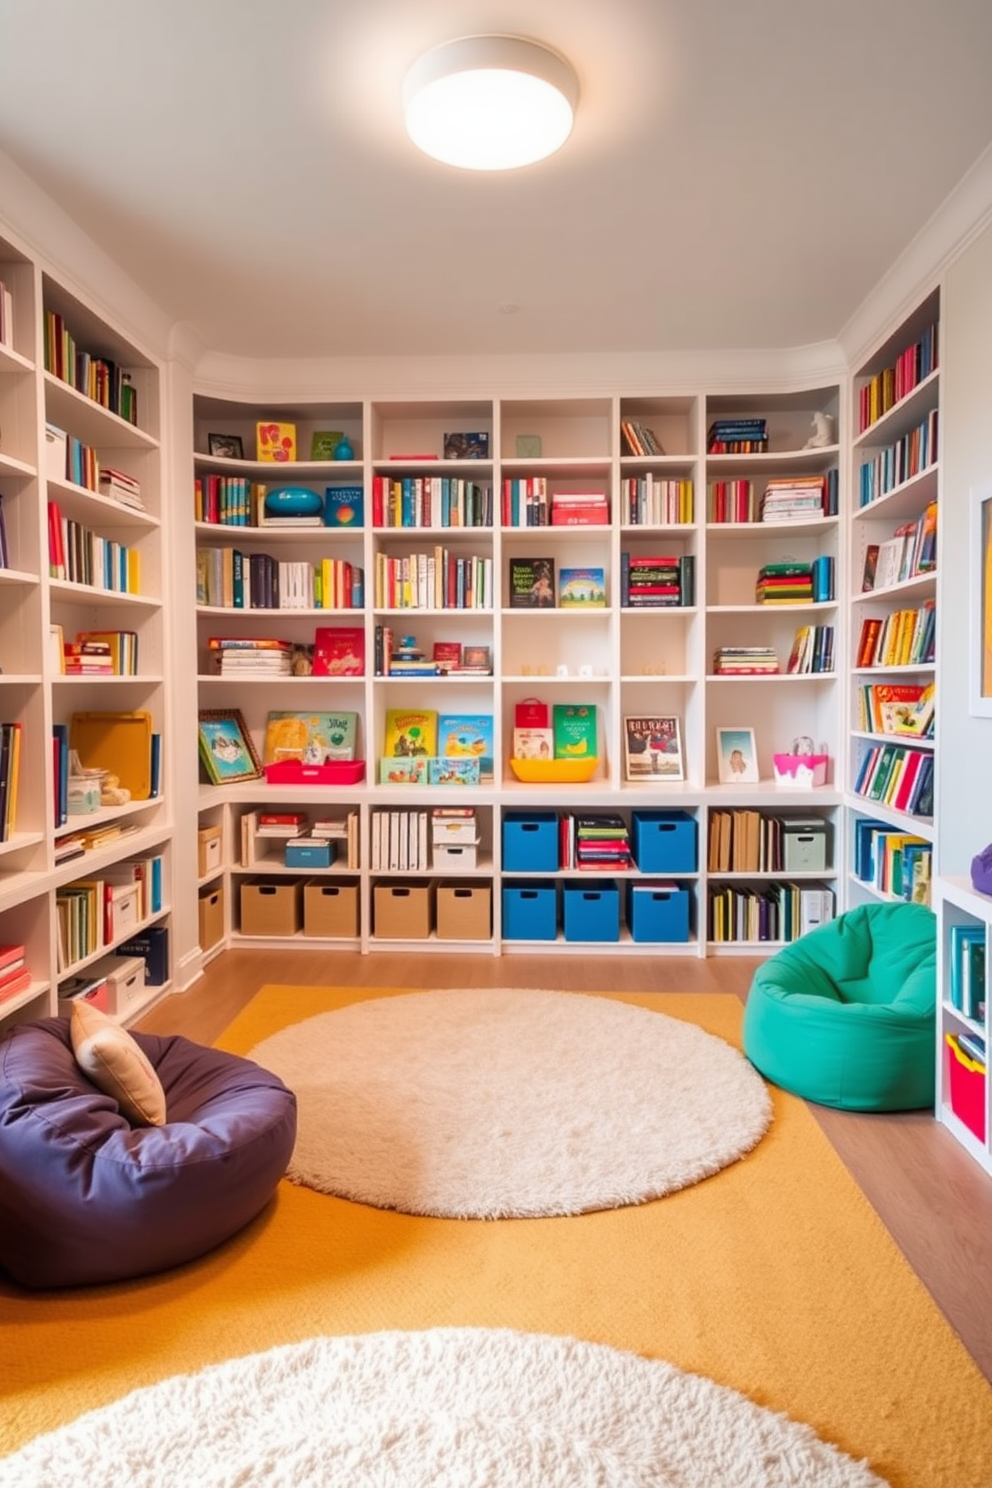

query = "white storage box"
[431, 816, 477, 845]
[102, 955, 146, 1016]
[432, 840, 479, 871]
[108, 881, 141, 941]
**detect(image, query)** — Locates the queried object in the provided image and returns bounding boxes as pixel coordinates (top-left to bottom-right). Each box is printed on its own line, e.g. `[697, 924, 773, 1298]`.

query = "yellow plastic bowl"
[509, 757, 599, 783]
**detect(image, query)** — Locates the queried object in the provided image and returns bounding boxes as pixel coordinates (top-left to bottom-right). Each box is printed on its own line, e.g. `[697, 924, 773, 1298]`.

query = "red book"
[0, 967, 31, 1004]
[0, 944, 25, 974]
[312, 625, 365, 677]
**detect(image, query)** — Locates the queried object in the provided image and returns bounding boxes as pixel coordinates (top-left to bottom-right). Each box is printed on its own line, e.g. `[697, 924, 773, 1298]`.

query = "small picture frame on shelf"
[207, 433, 244, 460]
[970, 480, 992, 717]
[198, 709, 262, 785]
[716, 726, 759, 785]
[310, 431, 344, 461]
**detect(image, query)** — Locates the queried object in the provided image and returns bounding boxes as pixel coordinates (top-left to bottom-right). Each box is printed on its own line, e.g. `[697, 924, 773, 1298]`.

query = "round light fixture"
[403, 36, 578, 171]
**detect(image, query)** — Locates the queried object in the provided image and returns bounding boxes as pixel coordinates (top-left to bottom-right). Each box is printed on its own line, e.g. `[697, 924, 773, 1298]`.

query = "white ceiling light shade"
[403, 36, 578, 171]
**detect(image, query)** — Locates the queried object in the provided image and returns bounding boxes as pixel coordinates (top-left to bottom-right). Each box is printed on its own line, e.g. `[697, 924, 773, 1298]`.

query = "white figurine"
[803, 412, 836, 449]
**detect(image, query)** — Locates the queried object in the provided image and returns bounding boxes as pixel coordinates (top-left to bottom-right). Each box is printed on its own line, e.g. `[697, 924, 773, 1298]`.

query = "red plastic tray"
[263, 760, 366, 786]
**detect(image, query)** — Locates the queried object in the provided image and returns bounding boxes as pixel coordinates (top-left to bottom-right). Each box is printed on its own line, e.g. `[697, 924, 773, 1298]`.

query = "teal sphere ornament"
[333, 437, 354, 461]
[263, 486, 323, 517]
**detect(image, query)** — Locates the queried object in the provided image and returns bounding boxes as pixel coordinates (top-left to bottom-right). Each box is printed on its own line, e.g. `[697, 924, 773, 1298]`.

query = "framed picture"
[198, 709, 262, 784]
[716, 726, 759, 784]
[970, 481, 992, 716]
[207, 433, 244, 459]
[623, 715, 684, 781]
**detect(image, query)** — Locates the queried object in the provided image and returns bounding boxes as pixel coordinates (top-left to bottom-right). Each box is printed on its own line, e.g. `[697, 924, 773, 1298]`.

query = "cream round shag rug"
[249, 988, 772, 1217]
[0, 1328, 888, 1488]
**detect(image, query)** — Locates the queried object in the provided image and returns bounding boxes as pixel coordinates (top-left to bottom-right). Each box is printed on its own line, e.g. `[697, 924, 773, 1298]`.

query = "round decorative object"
[263, 486, 323, 517]
[333, 437, 354, 460]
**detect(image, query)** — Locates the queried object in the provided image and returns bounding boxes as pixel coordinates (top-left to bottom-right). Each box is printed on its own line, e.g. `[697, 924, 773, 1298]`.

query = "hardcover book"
[508, 556, 555, 608]
[312, 625, 365, 677]
[255, 421, 297, 462]
[623, 716, 685, 781]
[324, 485, 364, 527]
[437, 714, 494, 780]
[383, 708, 438, 758]
[379, 756, 429, 785]
[263, 710, 358, 764]
[552, 703, 597, 759]
[428, 756, 482, 785]
[558, 567, 606, 607]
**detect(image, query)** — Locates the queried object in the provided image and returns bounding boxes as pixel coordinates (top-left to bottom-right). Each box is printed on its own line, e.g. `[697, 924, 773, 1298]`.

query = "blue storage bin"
[502, 881, 558, 941]
[502, 810, 559, 871]
[631, 810, 698, 873]
[563, 880, 620, 943]
[626, 881, 691, 943]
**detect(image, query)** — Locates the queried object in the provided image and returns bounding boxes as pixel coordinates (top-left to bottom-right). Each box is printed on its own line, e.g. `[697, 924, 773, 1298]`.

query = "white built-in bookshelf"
[0, 226, 172, 1035]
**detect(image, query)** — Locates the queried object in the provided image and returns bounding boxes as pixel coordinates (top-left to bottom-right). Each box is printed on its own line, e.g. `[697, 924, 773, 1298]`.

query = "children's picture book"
[312, 625, 365, 676]
[310, 431, 343, 460]
[428, 756, 482, 785]
[255, 421, 297, 462]
[437, 714, 494, 780]
[443, 431, 489, 460]
[558, 566, 607, 607]
[508, 556, 556, 608]
[383, 708, 438, 758]
[379, 756, 429, 785]
[263, 710, 358, 764]
[323, 485, 364, 527]
[623, 716, 684, 781]
[513, 727, 554, 760]
[552, 703, 597, 759]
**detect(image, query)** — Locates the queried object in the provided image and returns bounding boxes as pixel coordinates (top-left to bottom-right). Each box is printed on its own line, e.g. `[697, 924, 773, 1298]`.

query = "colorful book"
[552, 703, 597, 760]
[383, 708, 438, 758]
[256, 421, 297, 462]
[508, 556, 555, 608]
[312, 625, 365, 677]
[323, 485, 364, 527]
[558, 566, 606, 608]
[437, 714, 494, 781]
[262, 710, 358, 764]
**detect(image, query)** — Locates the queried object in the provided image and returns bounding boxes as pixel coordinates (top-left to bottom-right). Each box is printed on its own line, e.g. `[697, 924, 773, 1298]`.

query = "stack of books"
[755, 563, 813, 603]
[707, 417, 768, 453]
[621, 553, 682, 607]
[562, 813, 632, 871]
[99, 467, 143, 510]
[550, 490, 608, 526]
[712, 646, 779, 675]
[208, 637, 293, 676]
[62, 638, 114, 674]
[0, 943, 31, 1006]
[760, 476, 826, 523]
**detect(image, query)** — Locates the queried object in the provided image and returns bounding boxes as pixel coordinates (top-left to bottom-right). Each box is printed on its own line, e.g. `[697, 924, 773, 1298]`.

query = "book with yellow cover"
[383, 708, 437, 758]
[255, 421, 297, 463]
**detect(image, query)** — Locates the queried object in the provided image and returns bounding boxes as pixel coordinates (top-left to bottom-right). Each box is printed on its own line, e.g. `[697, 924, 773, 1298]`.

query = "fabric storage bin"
[198, 885, 225, 950]
[240, 879, 302, 937]
[502, 881, 558, 941]
[303, 879, 359, 938]
[436, 882, 492, 940]
[782, 819, 830, 872]
[626, 881, 691, 943]
[502, 810, 559, 871]
[563, 880, 620, 942]
[373, 881, 434, 939]
[631, 811, 697, 873]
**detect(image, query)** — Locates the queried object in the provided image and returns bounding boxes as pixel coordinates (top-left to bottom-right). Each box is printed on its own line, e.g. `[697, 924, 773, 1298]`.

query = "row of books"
[620, 553, 694, 608]
[560, 813, 633, 871]
[621, 475, 694, 526]
[47, 503, 141, 593]
[707, 470, 838, 522]
[55, 857, 163, 972]
[373, 550, 493, 610]
[857, 322, 937, 433]
[947, 924, 987, 1022]
[368, 808, 474, 872]
[852, 743, 934, 816]
[855, 682, 935, 738]
[620, 419, 665, 456]
[785, 624, 834, 675]
[857, 411, 938, 507]
[0, 279, 13, 348]
[861, 503, 937, 591]
[196, 546, 364, 610]
[855, 602, 935, 668]
[0, 722, 22, 843]
[373, 628, 491, 678]
[707, 811, 828, 874]
[851, 818, 932, 905]
[0, 943, 32, 1007]
[707, 417, 769, 455]
[43, 310, 138, 424]
[708, 882, 834, 943]
[374, 476, 491, 529]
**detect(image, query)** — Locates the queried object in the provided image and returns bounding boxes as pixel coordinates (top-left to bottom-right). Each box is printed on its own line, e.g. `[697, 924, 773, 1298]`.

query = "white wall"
[938, 219, 992, 875]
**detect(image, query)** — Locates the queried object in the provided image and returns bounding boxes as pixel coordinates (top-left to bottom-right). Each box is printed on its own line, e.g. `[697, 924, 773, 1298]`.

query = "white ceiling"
[2, 0, 992, 362]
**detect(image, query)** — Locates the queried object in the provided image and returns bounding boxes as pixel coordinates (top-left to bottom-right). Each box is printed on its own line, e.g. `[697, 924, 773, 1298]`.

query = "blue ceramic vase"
[263, 486, 323, 517]
[333, 437, 354, 461]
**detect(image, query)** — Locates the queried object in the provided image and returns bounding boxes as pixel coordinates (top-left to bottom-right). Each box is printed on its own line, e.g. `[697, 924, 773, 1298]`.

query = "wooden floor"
[138, 948, 992, 1385]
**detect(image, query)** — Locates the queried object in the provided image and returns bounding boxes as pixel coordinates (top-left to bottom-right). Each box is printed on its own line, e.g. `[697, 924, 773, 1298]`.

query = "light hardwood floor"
[138, 948, 992, 1384]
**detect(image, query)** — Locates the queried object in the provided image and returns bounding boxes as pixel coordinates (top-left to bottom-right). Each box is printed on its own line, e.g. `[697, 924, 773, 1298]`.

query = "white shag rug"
[0, 1328, 889, 1488]
[249, 987, 772, 1217]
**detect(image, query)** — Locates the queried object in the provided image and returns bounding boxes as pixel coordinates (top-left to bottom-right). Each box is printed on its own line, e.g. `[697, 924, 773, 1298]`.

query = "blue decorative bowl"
[264, 486, 323, 517]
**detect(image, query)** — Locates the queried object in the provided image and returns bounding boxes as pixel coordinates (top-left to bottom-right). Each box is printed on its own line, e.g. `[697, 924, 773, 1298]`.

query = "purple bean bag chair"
[0, 1017, 297, 1289]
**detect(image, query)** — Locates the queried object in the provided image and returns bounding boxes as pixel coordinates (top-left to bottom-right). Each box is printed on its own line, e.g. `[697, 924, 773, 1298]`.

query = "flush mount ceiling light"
[403, 36, 578, 171]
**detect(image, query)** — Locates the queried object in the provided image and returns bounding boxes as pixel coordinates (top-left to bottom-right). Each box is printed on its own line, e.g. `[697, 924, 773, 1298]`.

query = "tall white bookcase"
[0, 225, 172, 1036]
[192, 384, 844, 959]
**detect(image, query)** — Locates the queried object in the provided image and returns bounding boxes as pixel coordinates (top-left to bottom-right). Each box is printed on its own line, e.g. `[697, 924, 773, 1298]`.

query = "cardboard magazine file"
[69, 711, 153, 799]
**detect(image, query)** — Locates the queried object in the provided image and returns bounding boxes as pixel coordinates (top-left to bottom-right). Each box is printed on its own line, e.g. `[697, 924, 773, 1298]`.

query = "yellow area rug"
[2, 986, 990, 1488]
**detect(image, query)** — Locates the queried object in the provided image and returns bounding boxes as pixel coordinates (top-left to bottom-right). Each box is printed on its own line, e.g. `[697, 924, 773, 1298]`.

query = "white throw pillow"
[70, 1000, 167, 1126]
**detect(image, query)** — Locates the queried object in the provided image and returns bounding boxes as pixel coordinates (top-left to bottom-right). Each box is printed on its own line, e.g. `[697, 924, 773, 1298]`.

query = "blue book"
[323, 485, 364, 528]
[437, 713, 494, 781]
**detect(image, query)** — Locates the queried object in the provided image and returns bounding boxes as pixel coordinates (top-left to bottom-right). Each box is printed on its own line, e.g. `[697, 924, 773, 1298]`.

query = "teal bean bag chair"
[742, 901, 937, 1111]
